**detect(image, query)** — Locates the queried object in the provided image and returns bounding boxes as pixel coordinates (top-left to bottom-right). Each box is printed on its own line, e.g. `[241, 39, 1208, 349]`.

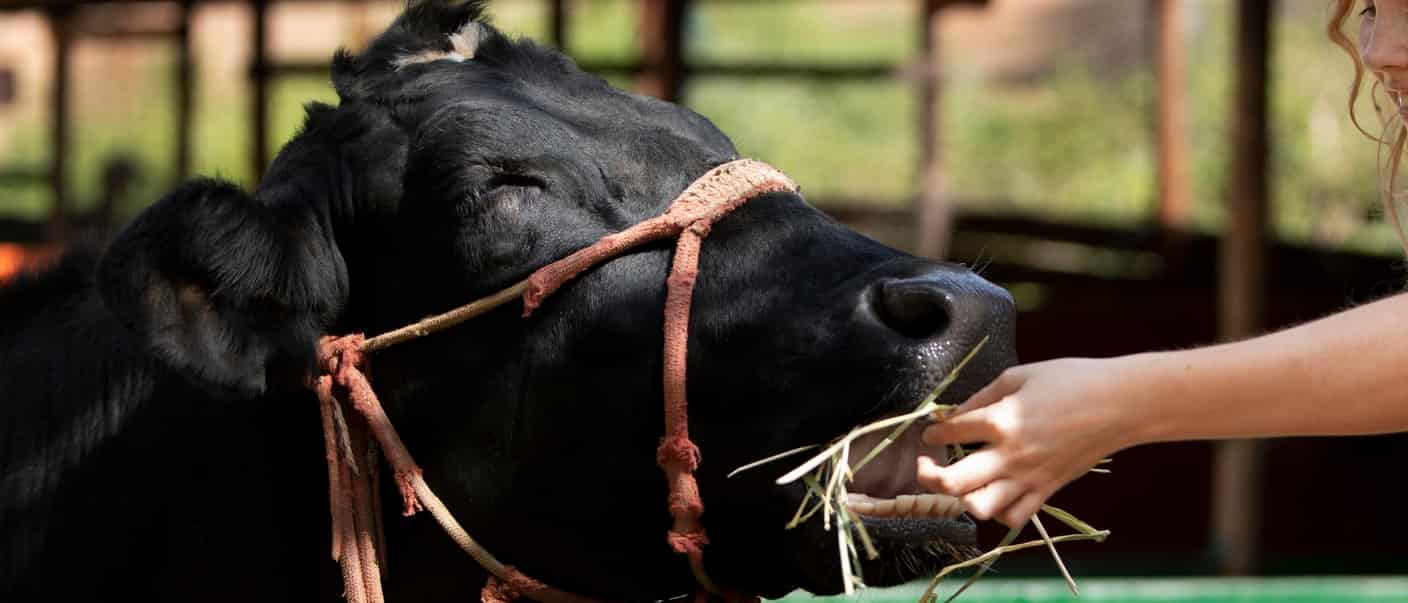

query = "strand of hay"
[920, 528, 1110, 603]
[732, 336, 1111, 601]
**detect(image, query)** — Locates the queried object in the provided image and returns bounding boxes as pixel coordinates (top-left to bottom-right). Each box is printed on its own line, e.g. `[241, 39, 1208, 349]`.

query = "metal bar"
[72, 27, 179, 40]
[0, 168, 48, 187]
[250, 0, 269, 184]
[1154, 0, 1190, 227]
[1213, 0, 1273, 578]
[822, 204, 1165, 254]
[549, 0, 566, 50]
[175, 0, 193, 182]
[0, 218, 50, 244]
[267, 59, 911, 81]
[46, 7, 71, 242]
[620, 61, 903, 81]
[263, 61, 330, 78]
[0, 0, 342, 12]
[637, 0, 687, 102]
[915, 0, 950, 259]
[0, 0, 980, 14]
[0, 67, 14, 106]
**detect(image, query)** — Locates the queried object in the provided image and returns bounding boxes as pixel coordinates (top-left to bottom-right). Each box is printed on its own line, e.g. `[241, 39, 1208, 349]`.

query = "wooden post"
[549, 0, 567, 51]
[1154, 0, 1190, 227]
[916, 0, 949, 259]
[1214, 0, 1272, 577]
[175, 0, 194, 183]
[250, 0, 270, 184]
[47, 7, 72, 242]
[637, 0, 686, 102]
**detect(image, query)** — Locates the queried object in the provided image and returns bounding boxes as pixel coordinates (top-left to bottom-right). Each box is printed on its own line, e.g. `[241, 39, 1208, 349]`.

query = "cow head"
[95, 1, 1017, 599]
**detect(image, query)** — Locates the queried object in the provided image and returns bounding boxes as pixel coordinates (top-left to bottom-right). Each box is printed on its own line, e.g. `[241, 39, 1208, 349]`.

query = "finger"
[944, 369, 1021, 418]
[961, 478, 1024, 523]
[923, 405, 999, 445]
[998, 490, 1047, 530]
[916, 449, 1003, 496]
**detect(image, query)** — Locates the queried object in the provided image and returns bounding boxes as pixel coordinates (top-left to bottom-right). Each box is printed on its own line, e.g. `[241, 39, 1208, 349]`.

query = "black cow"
[0, 2, 1016, 601]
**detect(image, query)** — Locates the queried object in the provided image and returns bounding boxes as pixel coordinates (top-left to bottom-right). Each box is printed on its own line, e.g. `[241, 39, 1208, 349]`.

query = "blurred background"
[1, 0, 1406, 599]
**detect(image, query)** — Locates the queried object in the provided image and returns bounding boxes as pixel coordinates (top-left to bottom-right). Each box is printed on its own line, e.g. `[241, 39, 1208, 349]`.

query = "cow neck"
[312, 159, 798, 603]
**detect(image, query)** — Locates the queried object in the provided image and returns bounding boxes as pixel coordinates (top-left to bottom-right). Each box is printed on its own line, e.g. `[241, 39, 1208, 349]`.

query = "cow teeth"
[846, 493, 964, 519]
[847, 494, 876, 515]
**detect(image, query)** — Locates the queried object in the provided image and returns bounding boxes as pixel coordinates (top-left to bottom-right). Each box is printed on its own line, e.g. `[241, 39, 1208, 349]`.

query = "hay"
[731, 337, 1110, 601]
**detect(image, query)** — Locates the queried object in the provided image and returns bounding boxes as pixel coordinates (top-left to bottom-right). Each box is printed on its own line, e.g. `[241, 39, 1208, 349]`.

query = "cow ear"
[97, 178, 349, 399]
[331, 0, 494, 101]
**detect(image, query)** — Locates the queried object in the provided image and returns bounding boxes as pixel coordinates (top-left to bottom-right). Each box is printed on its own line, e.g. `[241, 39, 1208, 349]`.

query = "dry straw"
[731, 337, 1110, 602]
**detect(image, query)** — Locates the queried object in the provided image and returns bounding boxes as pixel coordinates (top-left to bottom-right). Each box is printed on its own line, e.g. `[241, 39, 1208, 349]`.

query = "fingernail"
[921, 425, 942, 445]
[916, 455, 933, 473]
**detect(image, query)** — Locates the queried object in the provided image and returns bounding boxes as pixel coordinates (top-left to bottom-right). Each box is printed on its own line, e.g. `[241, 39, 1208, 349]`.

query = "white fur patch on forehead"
[392, 21, 486, 70]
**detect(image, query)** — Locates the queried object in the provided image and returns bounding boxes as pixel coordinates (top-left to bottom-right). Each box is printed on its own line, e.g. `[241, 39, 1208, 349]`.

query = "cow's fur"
[0, 2, 1015, 601]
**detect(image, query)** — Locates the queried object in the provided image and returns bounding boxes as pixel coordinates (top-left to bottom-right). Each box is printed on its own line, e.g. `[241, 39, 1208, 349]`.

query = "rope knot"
[657, 435, 702, 472]
[667, 529, 710, 558]
[317, 333, 369, 385]
[686, 220, 713, 238]
[668, 492, 705, 520]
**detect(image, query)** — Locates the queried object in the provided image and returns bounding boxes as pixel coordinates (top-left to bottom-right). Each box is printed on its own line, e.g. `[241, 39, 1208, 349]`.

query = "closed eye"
[486, 172, 546, 190]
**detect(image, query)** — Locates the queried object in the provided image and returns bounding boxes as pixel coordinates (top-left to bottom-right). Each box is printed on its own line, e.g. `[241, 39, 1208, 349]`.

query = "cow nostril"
[875, 279, 952, 340]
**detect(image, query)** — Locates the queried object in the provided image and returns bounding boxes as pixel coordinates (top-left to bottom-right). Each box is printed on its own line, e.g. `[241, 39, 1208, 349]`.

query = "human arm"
[917, 291, 1408, 528]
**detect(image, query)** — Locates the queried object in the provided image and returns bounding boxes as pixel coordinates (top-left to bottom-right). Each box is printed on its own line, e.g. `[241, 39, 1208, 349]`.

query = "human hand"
[916, 357, 1144, 529]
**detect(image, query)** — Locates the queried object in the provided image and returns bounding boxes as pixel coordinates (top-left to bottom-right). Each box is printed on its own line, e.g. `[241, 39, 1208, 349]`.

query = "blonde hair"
[1329, 0, 1408, 247]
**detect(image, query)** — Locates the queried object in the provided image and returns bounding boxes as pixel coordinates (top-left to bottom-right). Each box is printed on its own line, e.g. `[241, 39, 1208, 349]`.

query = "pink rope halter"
[312, 159, 798, 603]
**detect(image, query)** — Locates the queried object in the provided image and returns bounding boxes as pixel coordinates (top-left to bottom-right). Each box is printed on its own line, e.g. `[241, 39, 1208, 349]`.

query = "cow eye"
[486, 172, 545, 191]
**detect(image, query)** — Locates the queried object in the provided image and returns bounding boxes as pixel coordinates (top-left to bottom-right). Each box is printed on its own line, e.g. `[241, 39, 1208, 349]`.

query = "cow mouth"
[842, 422, 976, 546]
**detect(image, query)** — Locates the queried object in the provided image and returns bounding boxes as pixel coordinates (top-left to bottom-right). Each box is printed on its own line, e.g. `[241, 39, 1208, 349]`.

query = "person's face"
[1363, 0, 1408, 117]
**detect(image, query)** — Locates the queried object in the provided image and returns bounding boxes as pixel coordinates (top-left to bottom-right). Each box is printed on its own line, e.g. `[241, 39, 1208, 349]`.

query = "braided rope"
[313, 159, 794, 602]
